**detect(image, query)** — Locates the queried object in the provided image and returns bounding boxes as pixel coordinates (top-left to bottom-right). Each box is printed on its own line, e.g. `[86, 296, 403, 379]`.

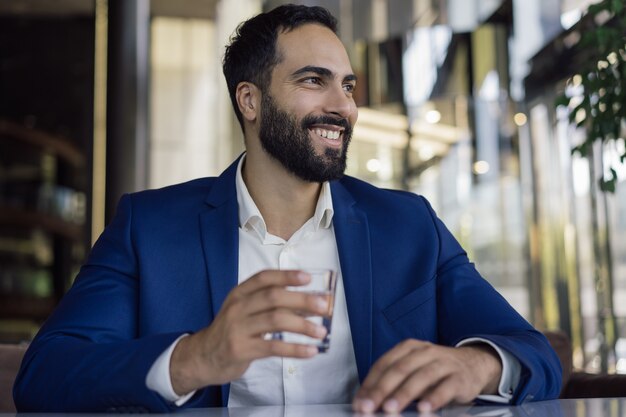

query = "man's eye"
[303, 77, 322, 85]
[343, 84, 355, 93]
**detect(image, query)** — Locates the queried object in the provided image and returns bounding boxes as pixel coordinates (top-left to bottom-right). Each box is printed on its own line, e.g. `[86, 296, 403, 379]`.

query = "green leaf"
[556, 0, 626, 193]
[602, 120, 615, 138]
[580, 32, 597, 48]
[613, 122, 621, 139]
[597, 29, 610, 50]
[600, 177, 616, 193]
[555, 94, 570, 107]
[612, 0, 623, 13]
[600, 168, 618, 193]
[573, 101, 588, 114]
[604, 28, 621, 41]
[572, 141, 592, 157]
[589, 3, 607, 15]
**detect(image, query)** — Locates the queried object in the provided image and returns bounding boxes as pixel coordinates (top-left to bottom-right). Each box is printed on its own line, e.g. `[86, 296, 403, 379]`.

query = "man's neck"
[242, 153, 322, 241]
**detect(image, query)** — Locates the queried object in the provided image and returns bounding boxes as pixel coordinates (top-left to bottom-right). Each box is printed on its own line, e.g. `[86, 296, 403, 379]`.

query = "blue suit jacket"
[14, 158, 562, 412]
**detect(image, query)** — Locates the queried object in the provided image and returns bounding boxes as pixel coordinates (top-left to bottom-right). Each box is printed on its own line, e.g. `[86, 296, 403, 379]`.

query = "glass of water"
[270, 269, 337, 352]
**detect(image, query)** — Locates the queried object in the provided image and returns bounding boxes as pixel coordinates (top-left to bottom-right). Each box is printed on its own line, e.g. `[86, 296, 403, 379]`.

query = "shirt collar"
[235, 155, 334, 240]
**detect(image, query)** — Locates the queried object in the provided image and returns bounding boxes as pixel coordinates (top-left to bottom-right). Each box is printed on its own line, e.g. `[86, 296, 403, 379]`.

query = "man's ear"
[236, 82, 260, 122]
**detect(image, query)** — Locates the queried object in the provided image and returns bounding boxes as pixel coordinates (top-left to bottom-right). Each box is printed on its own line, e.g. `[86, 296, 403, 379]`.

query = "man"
[14, 4, 561, 413]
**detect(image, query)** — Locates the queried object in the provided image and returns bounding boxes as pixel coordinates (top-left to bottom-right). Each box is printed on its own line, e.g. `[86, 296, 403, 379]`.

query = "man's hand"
[352, 340, 502, 413]
[169, 270, 329, 395]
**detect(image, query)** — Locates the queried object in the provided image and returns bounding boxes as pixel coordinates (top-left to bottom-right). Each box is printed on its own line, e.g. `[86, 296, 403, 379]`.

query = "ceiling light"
[473, 160, 490, 175]
[424, 110, 441, 124]
[514, 113, 527, 126]
[366, 158, 381, 173]
[418, 145, 435, 160]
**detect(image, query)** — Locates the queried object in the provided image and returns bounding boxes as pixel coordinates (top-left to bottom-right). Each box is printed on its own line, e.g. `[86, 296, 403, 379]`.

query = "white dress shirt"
[146, 155, 520, 406]
[228, 157, 359, 406]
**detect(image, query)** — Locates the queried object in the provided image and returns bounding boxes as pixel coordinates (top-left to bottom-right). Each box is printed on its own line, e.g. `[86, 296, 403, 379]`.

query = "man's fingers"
[418, 375, 476, 412]
[248, 339, 320, 360]
[353, 341, 436, 413]
[367, 355, 449, 413]
[236, 270, 309, 296]
[359, 339, 428, 391]
[362, 351, 439, 411]
[244, 309, 327, 339]
[379, 361, 448, 413]
[353, 341, 493, 414]
[239, 286, 330, 317]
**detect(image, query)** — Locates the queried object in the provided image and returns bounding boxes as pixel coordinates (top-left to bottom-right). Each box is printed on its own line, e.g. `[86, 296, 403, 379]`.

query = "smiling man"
[14, 4, 561, 414]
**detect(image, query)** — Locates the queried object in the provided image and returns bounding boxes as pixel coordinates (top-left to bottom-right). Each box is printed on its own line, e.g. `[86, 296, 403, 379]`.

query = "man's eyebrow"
[291, 65, 357, 82]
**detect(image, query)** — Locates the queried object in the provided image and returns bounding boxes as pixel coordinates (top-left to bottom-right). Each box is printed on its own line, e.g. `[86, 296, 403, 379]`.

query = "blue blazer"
[14, 158, 562, 412]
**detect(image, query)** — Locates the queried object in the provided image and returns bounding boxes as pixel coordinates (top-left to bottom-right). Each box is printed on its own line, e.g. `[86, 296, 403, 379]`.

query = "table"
[183, 399, 625, 417]
[4, 398, 626, 416]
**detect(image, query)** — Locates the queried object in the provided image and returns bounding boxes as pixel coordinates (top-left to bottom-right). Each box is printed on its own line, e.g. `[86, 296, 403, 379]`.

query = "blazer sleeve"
[420, 196, 562, 403]
[13, 194, 190, 412]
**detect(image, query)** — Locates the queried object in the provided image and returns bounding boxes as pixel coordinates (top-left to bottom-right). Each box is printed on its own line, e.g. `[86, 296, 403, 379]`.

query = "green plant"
[555, 0, 626, 192]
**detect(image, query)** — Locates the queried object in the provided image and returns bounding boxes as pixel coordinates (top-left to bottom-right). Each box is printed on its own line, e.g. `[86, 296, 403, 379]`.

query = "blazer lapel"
[199, 157, 241, 405]
[331, 180, 373, 382]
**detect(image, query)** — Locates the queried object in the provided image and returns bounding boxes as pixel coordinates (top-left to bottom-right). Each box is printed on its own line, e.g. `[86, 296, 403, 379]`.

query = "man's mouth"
[313, 128, 341, 139]
[309, 125, 344, 142]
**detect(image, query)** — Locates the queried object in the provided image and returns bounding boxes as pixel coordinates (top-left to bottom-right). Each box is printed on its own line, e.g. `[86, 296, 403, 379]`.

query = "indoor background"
[1, 0, 625, 376]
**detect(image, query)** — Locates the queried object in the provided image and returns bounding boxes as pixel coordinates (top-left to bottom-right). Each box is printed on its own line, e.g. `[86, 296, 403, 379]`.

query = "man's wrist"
[456, 337, 521, 402]
[460, 344, 502, 395]
[170, 333, 206, 396]
[146, 334, 196, 405]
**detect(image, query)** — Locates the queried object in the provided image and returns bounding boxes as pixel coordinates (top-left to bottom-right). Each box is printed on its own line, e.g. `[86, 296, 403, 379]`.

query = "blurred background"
[1, 0, 625, 376]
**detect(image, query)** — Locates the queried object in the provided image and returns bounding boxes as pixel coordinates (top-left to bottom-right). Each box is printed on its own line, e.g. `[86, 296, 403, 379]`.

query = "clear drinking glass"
[270, 269, 337, 352]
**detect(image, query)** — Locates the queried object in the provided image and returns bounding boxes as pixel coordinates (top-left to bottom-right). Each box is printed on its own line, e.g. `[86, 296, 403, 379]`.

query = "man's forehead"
[275, 24, 354, 76]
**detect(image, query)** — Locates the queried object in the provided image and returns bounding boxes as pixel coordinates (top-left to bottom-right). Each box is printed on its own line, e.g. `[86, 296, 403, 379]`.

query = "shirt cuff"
[146, 334, 196, 406]
[456, 337, 521, 403]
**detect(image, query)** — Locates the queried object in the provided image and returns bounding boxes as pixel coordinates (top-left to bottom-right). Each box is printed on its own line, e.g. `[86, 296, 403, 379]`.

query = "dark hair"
[222, 4, 338, 130]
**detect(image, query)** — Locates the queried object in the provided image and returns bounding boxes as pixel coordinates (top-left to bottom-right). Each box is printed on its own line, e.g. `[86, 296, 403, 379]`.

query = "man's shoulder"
[334, 176, 440, 237]
[336, 175, 428, 209]
[132, 177, 217, 199]
[122, 177, 220, 215]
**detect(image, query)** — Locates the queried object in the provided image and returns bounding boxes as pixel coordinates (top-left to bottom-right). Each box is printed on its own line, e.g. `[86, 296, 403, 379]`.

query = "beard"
[258, 93, 352, 183]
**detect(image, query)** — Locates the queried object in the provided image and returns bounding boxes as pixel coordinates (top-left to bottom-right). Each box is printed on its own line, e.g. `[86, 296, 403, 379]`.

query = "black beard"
[258, 93, 352, 183]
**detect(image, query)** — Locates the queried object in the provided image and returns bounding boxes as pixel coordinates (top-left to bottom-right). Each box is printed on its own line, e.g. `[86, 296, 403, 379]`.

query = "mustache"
[301, 115, 352, 131]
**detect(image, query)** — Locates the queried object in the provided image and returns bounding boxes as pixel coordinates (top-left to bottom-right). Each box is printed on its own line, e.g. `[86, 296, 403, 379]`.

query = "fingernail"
[315, 325, 327, 337]
[359, 399, 375, 413]
[297, 272, 309, 282]
[316, 297, 329, 311]
[417, 401, 432, 413]
[383, 399, 399, 413]
[305, 346, 318, 355]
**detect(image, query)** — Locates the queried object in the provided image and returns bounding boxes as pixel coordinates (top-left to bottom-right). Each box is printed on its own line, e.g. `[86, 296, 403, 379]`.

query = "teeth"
[312, 128, 340, 140]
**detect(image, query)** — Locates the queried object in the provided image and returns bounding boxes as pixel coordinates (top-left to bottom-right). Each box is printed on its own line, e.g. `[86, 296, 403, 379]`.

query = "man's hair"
[222, 4, 338, 130]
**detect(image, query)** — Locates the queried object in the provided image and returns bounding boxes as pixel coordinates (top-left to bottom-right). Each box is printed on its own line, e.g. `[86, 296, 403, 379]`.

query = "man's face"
[258, 23, 358, 182]
[259, 92, 352, 182]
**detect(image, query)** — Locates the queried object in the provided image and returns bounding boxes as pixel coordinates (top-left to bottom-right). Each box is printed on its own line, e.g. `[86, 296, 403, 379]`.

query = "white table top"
[5, 398, 626, 416]
[181, 399, 625, 417]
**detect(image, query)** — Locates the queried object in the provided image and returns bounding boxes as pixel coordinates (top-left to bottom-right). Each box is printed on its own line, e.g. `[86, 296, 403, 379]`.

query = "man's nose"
[323, 84, 356, 120]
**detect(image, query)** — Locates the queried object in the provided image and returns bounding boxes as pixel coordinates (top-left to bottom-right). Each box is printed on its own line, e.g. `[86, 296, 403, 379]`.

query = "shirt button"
[288, 365, 296, 375]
